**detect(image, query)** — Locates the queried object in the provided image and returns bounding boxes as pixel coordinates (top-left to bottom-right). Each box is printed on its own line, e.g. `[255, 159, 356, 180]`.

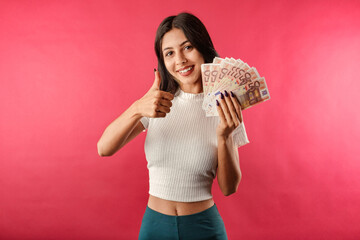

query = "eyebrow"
[163, 40, 189, 52]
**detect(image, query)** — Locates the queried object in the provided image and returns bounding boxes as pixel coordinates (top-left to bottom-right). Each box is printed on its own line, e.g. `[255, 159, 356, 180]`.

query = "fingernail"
[224, 90, 229, 97]
[216, 100, 219, 106]
[220, 92, 224, 99]
[154, 68, 156, 72]
[230, 91, 235, 97]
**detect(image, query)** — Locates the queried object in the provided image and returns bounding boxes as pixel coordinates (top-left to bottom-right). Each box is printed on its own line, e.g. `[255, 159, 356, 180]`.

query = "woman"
[97, 12, 249, 240]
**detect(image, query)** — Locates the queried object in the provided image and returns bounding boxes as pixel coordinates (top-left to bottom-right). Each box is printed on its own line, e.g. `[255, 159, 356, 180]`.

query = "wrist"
[217, 134, 231, 145]
[129, 100, 143, 119]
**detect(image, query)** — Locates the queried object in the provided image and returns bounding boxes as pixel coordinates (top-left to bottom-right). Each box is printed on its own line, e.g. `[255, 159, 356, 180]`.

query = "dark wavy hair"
[155, 12, 219, 94]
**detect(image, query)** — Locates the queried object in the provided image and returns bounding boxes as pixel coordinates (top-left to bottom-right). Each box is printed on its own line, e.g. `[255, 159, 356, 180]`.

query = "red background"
[1, 0, 360, 239]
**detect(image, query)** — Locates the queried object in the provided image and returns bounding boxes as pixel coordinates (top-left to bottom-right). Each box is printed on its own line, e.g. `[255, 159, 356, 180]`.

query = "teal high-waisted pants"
[138, 204, 228, 240]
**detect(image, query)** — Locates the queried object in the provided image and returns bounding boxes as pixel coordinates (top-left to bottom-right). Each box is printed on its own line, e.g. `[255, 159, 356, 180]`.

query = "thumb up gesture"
[135, 69, 174, 118]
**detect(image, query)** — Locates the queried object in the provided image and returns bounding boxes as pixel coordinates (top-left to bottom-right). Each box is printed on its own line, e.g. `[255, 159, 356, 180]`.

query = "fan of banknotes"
[201, 57, 270, 117]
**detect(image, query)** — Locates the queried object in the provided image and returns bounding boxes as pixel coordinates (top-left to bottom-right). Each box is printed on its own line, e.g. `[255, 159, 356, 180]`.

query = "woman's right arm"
[97, 102, 143, 157]
[97, 70, 174, 157]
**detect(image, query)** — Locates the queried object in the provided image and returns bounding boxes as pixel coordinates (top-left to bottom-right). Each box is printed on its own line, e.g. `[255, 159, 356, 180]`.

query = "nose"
[175, 52, 187, 65]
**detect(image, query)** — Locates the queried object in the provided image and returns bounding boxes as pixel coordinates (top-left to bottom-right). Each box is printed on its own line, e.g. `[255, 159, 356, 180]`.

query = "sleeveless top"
[140, 88, 249, 202]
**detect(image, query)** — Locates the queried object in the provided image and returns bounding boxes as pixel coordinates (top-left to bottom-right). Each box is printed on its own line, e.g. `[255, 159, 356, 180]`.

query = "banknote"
[201, 63, 221, 110]
[202, 57, 270, 116]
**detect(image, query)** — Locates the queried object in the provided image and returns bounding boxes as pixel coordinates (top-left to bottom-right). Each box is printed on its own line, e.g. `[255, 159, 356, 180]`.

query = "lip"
[177, 65, 194, 77]
[176, 65, 194, 72]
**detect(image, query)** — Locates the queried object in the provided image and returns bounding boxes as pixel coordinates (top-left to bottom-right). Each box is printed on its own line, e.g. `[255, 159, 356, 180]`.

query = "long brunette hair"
[154, 12, 218, 94]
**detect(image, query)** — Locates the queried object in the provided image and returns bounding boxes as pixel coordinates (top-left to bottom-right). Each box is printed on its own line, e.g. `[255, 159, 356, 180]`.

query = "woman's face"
[161, 28, 205, 93]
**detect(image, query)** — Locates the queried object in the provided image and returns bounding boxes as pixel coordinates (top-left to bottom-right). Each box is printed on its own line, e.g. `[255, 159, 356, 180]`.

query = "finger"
[216, 99, 226, 123]
[156, 105, 171, 114]
[158, 91, 174, 101]
[154, 111, 166, 118]
[159, 99, 172, 108]
[224, 90, 240, 126]
[218, 92, 232, 124]
[230, 91, 243, 123]
[152, 69, 161, 90]
[154, 90, 174, 101]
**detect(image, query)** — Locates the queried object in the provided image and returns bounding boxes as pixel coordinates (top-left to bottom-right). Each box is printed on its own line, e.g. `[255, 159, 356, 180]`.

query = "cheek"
[164, 60, 174, 73]
[194, 52, 205, 64]
[199, 54, 205, 64]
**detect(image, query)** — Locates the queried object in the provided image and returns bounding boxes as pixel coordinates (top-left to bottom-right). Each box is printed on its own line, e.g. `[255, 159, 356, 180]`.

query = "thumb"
[152, 69, 161, 90]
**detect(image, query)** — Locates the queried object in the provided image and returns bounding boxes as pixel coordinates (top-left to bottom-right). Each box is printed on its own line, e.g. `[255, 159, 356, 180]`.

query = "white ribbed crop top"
[140, 88, 249, 202]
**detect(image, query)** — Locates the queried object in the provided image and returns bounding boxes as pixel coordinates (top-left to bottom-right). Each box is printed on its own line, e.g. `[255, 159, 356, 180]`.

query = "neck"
[178, 82, 203, 94]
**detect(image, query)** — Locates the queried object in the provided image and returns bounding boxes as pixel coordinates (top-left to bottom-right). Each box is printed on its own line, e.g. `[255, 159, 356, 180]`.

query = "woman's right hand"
[135, 69, 174, 118]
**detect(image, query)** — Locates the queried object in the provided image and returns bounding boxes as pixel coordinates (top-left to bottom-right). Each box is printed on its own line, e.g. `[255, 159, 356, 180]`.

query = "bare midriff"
[147, 194, 215, 216]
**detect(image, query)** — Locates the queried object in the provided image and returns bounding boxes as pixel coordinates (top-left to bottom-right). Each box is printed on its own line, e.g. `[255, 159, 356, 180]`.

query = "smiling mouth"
[177, 65, 194, 74]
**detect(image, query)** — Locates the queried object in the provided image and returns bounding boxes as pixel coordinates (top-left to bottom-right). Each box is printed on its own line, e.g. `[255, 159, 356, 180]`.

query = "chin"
[177, 77, 199, 85]
[177, 74, 201, 85]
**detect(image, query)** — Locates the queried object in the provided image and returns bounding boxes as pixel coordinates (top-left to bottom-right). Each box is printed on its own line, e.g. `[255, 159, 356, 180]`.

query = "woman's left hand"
[216, 90, 243, 139]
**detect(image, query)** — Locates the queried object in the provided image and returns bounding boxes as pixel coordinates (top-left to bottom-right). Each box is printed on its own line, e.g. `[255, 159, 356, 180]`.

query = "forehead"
[162, 28, 188, 50]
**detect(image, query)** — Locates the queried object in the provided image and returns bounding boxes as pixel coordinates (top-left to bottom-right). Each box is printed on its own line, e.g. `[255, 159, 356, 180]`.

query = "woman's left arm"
[215, 90, 243, 196]
[217, 135, 241, 196]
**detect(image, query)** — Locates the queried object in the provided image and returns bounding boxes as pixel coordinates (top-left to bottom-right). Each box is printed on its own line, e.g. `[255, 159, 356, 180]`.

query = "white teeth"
[179, 66, 193, 73]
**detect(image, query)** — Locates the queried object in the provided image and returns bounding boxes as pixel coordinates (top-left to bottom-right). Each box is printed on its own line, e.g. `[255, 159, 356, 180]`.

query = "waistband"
[144, 204, 221, 225]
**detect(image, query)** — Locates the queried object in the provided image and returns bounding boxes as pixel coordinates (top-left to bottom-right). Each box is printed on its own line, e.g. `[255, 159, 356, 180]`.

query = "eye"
[184, 45, 193, 50]
[165, 51, 173, 57]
